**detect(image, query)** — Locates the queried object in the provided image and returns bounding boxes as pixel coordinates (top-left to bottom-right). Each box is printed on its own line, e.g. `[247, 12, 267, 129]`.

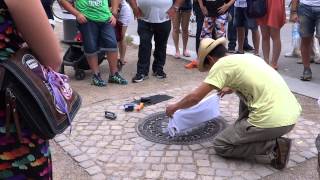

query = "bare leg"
[237, 27, 245, 53]
[252, 28, 260, 55]
[86, 54, 100, 74]
[270, 27, 281, 69]
[172, 12, 181, 57]
[106, 51, 118, 75]
[260, 25, 271, 64]
[118, 26, 128, 63]
[301, 37, 313, 69]
[181, 10, 191, 56]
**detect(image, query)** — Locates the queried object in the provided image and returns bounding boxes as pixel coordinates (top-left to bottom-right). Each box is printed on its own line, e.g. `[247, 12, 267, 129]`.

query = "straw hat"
[198, 37, 227, 72]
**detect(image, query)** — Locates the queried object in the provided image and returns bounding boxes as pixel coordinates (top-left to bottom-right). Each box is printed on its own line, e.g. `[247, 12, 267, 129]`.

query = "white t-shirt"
[234, 0, 247, 8]
[300, 0, 320, 6]
[137, 0, 172, 23]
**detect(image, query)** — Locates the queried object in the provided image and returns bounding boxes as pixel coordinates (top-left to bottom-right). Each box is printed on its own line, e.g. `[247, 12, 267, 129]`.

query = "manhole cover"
[136, 111, 226, 145]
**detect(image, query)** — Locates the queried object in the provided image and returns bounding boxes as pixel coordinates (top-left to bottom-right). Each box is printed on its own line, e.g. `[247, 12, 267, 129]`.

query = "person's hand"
[132, 7, 143, 19]
[289, 12, 299, 23]
[166, 104, 178, 118]
[218, 87, 234, 98]
[167, 6, 177, 18]
[109, 15, 117, 26]
[76, 13, 87, 24]
[218, 3, 229, 14]
[200, 6, 208, 16]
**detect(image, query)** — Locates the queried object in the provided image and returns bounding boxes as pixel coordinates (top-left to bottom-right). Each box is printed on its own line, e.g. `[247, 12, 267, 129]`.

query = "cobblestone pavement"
[54, 83, 320, 180]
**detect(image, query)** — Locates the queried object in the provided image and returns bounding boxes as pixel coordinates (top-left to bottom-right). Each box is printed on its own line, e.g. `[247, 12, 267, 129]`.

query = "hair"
[203, 44, 227, 66]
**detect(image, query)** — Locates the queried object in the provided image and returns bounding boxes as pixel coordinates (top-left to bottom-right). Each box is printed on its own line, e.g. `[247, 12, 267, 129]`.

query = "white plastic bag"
[318, 97, 320, 108]
[292, 23, 301, 50]
[167, 94, 220, 137]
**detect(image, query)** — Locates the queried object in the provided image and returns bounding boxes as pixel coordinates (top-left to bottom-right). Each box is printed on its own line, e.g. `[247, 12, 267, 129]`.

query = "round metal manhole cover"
[136, 111, 227, 145]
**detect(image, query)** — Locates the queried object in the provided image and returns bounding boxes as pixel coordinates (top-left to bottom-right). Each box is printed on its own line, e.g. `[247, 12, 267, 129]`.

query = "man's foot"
[152, 71, 167, 79]
[228, 47, 236, 54]
[108, 72, 128, 85]
[184, 60, 198, 69]
[92, 73, 107, 87]
[244, 45, 254, 52]
[300, 67, 312, 81]
[271, 137, 292, 170]
[132, 73, 149, 83]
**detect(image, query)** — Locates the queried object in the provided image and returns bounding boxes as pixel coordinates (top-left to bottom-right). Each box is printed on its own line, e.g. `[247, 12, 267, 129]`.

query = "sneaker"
[244, 45, 254, 52]
[185, 60, 198, 69]
[108, 72, 128, 85]
[271, 137, 292, 170]
[132, 73, 149, 83]
[152, 71, 167, 79]
[300, 67, 312, 81]
[228, 47, 236, 54]
[91, 73, 107, 87]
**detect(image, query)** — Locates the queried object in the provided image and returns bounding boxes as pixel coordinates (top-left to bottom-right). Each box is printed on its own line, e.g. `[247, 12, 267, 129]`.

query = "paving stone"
[129, 170, 145, 178]
[290, 154, 306, 163]
[240, 172, 261, 180]
[199, 167, 215, 176]
[212, 162, 229, 169]
[200, 175, 215, 180]
[161, 157, 176, 163]
[131, 157, 146, 163]
[197, 160, 211, 167]
[179, 151, 193, 156]
[166, 151, 179, 156]
[189, 144, 203, 150]
[178, 157, 194, 164]
[133, 163, 151, 170]
[299, 151, 316, 159]
[168, 145, 182, 150]
[166, 164, 182, 171]
[137, 151, 150, 157]
[98, 155, 111, 162]
[182, 164, 197, 171]
[150, 151, 165, 156]
[145, 170, 161, 179]
[180, 171, 197, 179]
[79, 160, 95, 168]
[163, 171, 179, 179]
[215, 169, 233, 177]
[151, 164, 166, 171]
[91, 173, 106, 180]
[74, 154, 90, 162]
[145, 157, 161, 163]
[120, 145, 134, 151]
[85, 166, 102, 175]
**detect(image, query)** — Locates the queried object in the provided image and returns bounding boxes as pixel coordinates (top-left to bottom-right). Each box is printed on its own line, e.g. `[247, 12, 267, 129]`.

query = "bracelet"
[173, 5, 179, 11]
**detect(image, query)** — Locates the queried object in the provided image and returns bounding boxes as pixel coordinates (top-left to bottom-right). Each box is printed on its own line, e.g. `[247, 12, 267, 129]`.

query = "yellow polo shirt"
[204, 54, 301, 128]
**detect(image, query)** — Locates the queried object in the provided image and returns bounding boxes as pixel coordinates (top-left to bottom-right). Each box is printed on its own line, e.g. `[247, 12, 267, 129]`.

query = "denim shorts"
[233, 7, 258, 31]
[298, 3, 320, 38]
[77, 20, 118, 55]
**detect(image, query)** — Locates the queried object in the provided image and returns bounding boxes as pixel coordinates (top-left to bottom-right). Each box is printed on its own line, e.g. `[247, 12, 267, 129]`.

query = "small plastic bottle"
[292, 23, 300, 49]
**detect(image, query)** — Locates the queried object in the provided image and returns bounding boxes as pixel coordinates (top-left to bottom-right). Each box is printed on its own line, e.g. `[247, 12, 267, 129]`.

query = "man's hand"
[167, 6, 177, 18]
[132, 7, 143, 19]
[76, 13, 87, 24]
[218, 87, 234, 98]
[289, 12, 298, 23]
[109, 15, 117, 26]
[218, 3, 230, 14]
[166, 104, 178, 118]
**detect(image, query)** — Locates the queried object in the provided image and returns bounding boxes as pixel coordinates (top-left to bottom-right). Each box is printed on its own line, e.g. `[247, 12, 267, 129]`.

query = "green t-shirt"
[204, 54, 301, 128]
[75, 0, 111, 22]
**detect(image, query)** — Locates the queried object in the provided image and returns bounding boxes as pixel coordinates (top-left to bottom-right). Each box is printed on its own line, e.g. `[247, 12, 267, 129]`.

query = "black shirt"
[203, 0, 229, 17]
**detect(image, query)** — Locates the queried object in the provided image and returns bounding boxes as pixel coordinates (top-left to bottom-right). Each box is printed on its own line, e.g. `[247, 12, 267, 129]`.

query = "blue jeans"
[78, 20, 118, 55]
[298, 3, 320, 38]
[227, 5, 250, 49]
[193, 2, 204, 53]
[137, 19, 171, 75]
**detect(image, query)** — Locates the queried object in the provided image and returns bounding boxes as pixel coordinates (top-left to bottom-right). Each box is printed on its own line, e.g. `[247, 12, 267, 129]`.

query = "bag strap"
[0, 66, 5, 90]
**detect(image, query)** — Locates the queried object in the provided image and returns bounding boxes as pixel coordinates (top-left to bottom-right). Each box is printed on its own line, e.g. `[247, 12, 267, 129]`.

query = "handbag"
[0, 48, 81, 140]
[246, 0, 267, 18]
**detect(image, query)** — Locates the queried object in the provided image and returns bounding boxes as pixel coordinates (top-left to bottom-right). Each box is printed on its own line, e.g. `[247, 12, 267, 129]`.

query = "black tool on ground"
[124, 103, 135, 112]
[132, 94, 173, 106]
[105, 111, 117, 120]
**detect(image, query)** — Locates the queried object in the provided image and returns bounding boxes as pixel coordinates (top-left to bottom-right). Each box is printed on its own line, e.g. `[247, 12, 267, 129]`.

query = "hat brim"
[198, 37, 227, 72]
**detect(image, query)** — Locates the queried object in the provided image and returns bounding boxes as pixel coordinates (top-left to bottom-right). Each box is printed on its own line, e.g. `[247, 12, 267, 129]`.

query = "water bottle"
[292, 23, 300, 49]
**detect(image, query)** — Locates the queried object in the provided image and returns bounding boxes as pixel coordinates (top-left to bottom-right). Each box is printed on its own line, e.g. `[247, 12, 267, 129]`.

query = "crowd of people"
[0, 0, 318, 179]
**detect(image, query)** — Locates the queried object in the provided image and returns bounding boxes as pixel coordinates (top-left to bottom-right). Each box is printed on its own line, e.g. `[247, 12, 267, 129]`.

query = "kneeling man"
[166, 37, 301, 170]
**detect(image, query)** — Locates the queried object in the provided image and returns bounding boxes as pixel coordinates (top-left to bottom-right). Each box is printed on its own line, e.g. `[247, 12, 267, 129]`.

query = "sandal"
[174, 52, 181, 59]
[183, 51, 191, 57]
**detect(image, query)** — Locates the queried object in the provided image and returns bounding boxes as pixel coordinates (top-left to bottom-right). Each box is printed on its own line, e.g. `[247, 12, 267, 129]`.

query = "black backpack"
[246, 0, 267, 18]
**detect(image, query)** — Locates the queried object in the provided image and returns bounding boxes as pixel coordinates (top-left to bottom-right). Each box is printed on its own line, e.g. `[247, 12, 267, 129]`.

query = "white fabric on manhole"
[167, 93, 220, 137]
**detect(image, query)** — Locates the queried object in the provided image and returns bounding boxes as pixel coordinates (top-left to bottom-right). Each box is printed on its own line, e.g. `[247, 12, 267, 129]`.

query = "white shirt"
[234, 0, 247, 8]
[137, 0, 172, 23]
[300, 0, 320, 6]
